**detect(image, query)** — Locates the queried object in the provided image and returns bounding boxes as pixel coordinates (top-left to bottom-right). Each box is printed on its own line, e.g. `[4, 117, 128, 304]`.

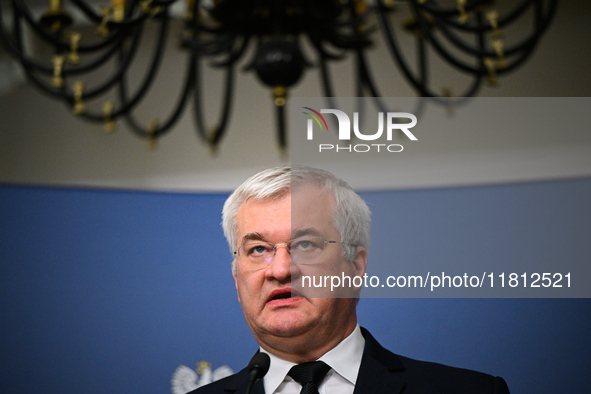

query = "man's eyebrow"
[292, 228, 322, 238]
[241, 232, 266, 244]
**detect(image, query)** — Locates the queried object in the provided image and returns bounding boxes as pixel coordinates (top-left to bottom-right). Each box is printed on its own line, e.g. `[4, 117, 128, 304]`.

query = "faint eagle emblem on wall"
[171, 361, 233, 394]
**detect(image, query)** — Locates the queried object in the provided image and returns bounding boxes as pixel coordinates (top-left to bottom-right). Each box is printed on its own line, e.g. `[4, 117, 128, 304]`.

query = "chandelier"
[0, 0, 558, 151]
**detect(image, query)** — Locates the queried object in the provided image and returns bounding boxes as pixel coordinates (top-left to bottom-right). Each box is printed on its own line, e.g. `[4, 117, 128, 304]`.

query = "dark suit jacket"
[190, 327, 509, 393]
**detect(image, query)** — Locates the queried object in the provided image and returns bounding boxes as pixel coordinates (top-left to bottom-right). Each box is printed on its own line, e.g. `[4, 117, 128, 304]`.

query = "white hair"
[222, 166, 371, 273]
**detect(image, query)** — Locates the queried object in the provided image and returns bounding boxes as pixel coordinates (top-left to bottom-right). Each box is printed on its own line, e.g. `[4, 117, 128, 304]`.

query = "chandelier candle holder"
[0, 0, 558, 151]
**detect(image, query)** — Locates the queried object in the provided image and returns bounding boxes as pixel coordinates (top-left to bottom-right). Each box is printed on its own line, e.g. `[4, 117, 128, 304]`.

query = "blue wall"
[1, 179, 590, 393]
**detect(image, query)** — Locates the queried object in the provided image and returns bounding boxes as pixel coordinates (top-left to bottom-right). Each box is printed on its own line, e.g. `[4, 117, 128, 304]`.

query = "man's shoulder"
[359, 327, 510, 393]
[189, 329, 509, 394]
[187, 367, 250, 394]
[395, 354, 509, 393]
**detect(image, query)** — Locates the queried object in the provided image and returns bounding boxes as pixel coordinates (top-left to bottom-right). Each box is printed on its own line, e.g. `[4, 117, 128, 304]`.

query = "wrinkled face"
[232, 184, 367, 361]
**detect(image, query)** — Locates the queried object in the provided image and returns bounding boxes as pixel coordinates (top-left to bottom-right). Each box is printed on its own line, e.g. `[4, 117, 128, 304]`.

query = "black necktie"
[287, 361, 331, 394]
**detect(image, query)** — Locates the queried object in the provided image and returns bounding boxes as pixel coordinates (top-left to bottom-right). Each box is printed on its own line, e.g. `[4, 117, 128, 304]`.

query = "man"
[192, 165, 509, 394]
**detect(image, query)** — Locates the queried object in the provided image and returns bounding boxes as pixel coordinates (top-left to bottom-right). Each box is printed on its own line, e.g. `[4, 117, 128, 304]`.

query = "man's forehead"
[291, 185, 336, 213]
[239, 192, 291, 213]
[235, 186, 336, 236]
[239, 183, 332, 207]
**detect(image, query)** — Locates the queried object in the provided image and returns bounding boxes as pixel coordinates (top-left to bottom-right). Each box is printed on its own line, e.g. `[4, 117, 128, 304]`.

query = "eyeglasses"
[234, 236, 355, 271]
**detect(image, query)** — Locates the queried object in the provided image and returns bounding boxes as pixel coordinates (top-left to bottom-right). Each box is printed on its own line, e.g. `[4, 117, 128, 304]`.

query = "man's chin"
[259, 311, 314, 339]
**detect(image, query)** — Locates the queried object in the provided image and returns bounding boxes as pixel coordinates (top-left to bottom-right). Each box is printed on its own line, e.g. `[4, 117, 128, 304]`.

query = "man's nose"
[266, 244, 291, 280]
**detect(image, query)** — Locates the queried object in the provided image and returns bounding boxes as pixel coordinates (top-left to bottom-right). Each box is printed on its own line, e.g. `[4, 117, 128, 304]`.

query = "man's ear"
[352, 246, 368, 278]
[232, 260, 241, 303]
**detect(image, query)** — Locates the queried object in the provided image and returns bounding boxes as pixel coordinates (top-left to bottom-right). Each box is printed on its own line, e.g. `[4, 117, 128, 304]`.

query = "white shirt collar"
[317, 324, 365, 385]
[261, 324, 365, 394]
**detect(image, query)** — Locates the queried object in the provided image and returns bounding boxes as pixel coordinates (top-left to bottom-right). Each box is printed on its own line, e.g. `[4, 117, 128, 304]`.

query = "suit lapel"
[225, 329, 404, 394]
[221, 367, 265, 394]
[353, 328, 406, 394]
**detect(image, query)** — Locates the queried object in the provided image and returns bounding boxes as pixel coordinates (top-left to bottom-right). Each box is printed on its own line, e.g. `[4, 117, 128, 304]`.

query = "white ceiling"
[1, 0, 590, 192]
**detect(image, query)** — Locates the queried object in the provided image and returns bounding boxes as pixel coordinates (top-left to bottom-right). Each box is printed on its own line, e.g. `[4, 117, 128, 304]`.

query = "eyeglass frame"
[233, 236, 358, 266]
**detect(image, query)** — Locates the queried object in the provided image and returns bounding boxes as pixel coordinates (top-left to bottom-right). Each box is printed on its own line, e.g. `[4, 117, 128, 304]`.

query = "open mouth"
[271, 292, 292, 301]
[268, 288, 302, 302]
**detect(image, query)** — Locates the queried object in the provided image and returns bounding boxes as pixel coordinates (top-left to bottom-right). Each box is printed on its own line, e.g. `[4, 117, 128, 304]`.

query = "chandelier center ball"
[255, 37, 305, 88]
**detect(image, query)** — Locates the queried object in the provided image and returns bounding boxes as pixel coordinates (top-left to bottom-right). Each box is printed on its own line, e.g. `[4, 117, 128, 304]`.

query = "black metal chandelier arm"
[146, 0, 179, 8]
[307, 34, 348, 61]
[103, 12, 171, 119]
[376, 0, 483, 99]
[497, 0, 559, 57]
[70, 0, 161, 23]
[0, 8, 76, 101]
[10, 40, 91, 116]
[92, 10, 158, 32]
[182, 12, 241, 56]
[240, 36, 261, 72]
[192, 55, 235, 148]
[409, 0, 489, 18]
[0, 5, 47, 69]
[486, 0, 556, 30]
[355, 51, 391, 114]
[52, 11, 169, 123]
[318, 54, 335, 97]
[425, 20, 506, 64]
[0, 17, 71, 76]
[407, 3, 495, 76]
[79, 22, 149, 102]
[10, 35, 68, 96]
[376, 0, 441, 97]
[354, 49, 383, 98]
[413, 26, 483, 100]
[18, 64, 73, 105]
[209, 34, 251, 68]
[2, 25, 131, 80]
[317, 55, 339, 112]
[419, 9, 485, 100]
[5, 0, 72, 53]
[330, 13, 372, 33]
[490, 1, 560, 75]
[275, 103, 287, 150]
[354, 38, 431, 124]
[314, 20, 372, 51]
[68, 0, 108, 23]
[60, 33, 136, 78]
[9, 0, 69, 52]
[18, 17, 148, 106]
[430, 22, 540, 76]
[181, 33, 236, 57]
[419, 0, 546, 34]
[10, 0, 102, 52]
[302, 2, 372, 50]
[120, 51, 196, 139]
[185, 19, 234, 35]
[429, 3, 556, 77]
[428, 0, 557, 60]
[74, 23, 141, 54]
[410, 0, 478, 16]
[68, 0, 156, 25]
[8, 0, 142, 54]
[0, 5, 70, 99]
[206, 62, 235, 147]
